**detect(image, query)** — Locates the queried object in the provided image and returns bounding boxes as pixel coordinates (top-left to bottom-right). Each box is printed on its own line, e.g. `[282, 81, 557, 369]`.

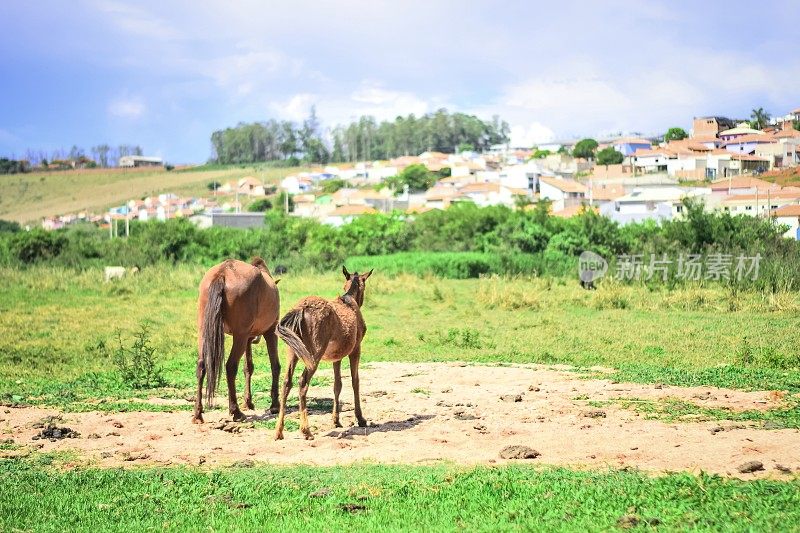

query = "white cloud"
[509, 123, 555, 148]
[108, 96, 146, 119]
[268, 81, 433, 126]
[90, 0, 181, 41]
[269, 93, 318, 122]
[474, 48, 800, 141]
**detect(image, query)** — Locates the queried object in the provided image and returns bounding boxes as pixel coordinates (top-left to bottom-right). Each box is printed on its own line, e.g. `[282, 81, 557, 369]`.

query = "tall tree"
[572, 138, 599, 159]
[750, 107, 771, 130]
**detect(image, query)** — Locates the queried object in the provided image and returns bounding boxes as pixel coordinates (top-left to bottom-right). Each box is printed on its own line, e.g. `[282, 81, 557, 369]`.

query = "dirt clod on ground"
[737, 461, 765, 474]
[500, 445, 540, 459]
[500, 394, 522, 402]
[31, 418, 79, 441]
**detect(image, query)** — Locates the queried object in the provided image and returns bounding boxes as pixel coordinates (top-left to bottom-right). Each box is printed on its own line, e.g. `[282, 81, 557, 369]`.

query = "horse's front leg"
[332, 360, 343, 428]
[349, 349, 367, 427]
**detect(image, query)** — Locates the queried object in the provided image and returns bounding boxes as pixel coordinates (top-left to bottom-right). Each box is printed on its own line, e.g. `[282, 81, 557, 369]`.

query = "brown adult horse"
[193, 257, 281, 423]
[274, 266, 373, 440]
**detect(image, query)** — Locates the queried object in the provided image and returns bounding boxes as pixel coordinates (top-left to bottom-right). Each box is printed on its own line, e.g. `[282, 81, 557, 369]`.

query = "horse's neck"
[339, 293, 361, 309]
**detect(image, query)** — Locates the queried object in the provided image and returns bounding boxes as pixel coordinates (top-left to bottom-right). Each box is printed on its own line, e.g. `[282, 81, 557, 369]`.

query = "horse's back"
[198, 259, 280, 334]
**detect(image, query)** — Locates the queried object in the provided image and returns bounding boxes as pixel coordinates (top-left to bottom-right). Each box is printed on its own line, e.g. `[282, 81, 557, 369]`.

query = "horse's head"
[342, 265, 373, 307]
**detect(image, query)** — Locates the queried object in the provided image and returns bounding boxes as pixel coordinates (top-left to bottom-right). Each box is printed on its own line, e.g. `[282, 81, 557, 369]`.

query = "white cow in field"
[104, 266, 139, 282]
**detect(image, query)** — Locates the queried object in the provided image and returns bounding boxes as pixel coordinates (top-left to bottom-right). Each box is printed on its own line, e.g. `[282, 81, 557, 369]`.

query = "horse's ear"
[274, 278, 281, 285]
[342, 265, 351, 280]
[361, 269, 373, 281]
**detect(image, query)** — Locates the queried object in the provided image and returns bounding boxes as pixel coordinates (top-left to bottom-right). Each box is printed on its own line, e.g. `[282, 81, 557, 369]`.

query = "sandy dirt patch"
[1, 362, 798, 478]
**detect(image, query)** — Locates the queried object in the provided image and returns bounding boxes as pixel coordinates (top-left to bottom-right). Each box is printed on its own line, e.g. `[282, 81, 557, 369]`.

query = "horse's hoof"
[303, 432, 314, 441]
[269, 404, 280, 415]
[357, 418, 367, 428]
[333, 420, 343, 428]
[231, 410, 246, 422]
[192, 415, 204, 424]
[274, 432, 284, 441]
[245, 401, 255, 411]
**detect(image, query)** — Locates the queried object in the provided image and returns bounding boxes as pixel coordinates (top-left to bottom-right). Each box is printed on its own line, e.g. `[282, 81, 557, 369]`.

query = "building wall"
[775, 215, 800, 239]
[539, 181, 566, 211]
[693, 117, 722, 138]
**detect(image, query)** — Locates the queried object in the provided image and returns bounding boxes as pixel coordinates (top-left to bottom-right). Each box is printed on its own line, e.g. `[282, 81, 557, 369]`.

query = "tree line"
[210, 108, 510, 165]
[2, 144, 145, 173]
[1, 199, 797, 292]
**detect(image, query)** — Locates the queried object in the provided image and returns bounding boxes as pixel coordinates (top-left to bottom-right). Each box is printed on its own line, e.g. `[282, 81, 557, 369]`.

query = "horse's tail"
[276, 308, 316, 368]
[202, 274, 226, 407]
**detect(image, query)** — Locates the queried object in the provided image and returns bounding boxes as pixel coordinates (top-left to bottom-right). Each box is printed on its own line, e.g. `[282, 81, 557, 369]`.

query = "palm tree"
[750, 107, 771, 130]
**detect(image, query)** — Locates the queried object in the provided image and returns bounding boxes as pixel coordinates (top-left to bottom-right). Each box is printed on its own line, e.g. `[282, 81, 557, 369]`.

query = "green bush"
[3, 197, 798, 289]
[10, 229, 65, 263]
[107, 322, 166, 389]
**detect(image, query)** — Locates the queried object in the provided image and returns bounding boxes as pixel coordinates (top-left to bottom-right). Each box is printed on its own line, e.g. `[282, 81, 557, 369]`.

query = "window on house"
[676, 205, 683, 213]
[745, 206, 752, 211]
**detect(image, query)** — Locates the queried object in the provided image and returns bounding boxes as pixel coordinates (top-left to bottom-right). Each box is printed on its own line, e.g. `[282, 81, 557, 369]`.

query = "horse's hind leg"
[243, 340, 255, 411]
[275, 352, 298, 440]
[349, 350, 367, 427]
[332, 360, 343, 428]
[226, 335, 248, 422]
[298, 364, 318, 440]
[265, 325, 281, 414]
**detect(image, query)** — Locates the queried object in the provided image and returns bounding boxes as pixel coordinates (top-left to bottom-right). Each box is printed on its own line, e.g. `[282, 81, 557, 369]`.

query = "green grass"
[1, 265, 799, 411]
[1, 461, 799, 532]
[582, 395, 800, 429]
[0, 165, 309, 223]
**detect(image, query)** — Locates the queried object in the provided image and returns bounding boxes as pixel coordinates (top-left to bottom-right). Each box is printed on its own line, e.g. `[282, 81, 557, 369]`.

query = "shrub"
[107, 322, 166, 389]
[10, 229, 65, 263]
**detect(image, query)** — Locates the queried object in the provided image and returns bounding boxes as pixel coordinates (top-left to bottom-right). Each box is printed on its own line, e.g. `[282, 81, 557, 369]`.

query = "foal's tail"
[276, 309, 316, 368]
[202, 275, 226, 407]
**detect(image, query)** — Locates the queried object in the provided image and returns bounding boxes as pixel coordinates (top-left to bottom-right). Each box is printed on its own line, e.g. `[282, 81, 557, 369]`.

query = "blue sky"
[1, 0, 799, 163]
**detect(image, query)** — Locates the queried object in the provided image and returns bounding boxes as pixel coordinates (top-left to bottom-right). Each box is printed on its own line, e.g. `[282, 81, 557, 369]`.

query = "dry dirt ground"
[2, 363, 799, 479]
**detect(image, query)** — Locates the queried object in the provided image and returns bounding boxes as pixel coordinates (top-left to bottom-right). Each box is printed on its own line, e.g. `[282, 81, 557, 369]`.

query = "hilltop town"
[41, 106, 800, 241]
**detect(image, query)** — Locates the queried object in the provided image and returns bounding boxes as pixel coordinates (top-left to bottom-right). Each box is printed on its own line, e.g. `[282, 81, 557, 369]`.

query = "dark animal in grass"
[193, 257, 281, 423]
[274, 266, 373, 440]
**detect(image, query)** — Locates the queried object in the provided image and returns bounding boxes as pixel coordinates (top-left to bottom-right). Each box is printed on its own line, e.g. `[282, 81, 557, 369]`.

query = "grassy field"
[2, 459, 798, 532]
[1, 266, 799, 530]
[0, 164, 308, 224]
[1, 265, 799, 407]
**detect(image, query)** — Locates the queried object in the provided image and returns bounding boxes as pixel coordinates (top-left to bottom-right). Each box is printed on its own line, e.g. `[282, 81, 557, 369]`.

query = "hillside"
[0, 165, 307, 224]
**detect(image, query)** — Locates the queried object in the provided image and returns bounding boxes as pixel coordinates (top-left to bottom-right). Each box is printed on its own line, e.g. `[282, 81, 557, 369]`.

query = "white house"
[631, 149, 670, 173]
[600, 187, 710, 224]
[118, 155, 163, 168]
[538, 176, 587, 211]
[281, 175, 312, 194]
[498, 161, 544, 192]
[772, 204, 800, 239]
[721, 191, 800, 218]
